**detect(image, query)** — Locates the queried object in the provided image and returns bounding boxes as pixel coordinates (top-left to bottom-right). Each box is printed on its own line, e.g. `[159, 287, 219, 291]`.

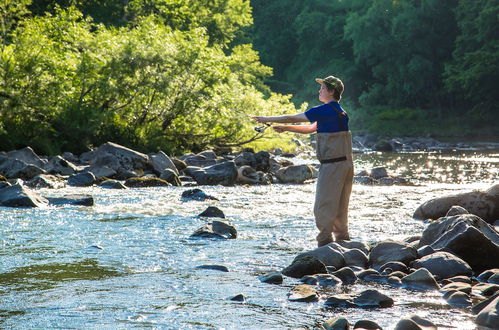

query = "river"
[1, 147, 498, 329]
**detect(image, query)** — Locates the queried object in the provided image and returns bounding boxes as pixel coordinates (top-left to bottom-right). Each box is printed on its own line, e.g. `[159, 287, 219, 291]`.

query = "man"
[252, 75, 354, 246]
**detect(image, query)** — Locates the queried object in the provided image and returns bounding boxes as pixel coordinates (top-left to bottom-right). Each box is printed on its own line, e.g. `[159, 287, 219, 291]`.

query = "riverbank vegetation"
[1, 0, 497, 155]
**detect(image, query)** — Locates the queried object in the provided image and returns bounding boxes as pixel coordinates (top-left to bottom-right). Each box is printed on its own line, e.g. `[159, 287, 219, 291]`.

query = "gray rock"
[324, 295, 355, 308]
[0, 184, 48, 207]
[353, 320, 382, 330]
[445, 291, 471, 308]
[414, 184, 499, 224]
[81, 165, 117, 179]
[472, 292, 499, 315]
[6, 147, 46, 168]
[472, 283, 499, 297]
[0, 157, 46, 180]
[282, 255, 327, 278]
[330, 267, 357, 284]
[159, 169, 181, 186]
[181, 188, 218, 201]
[380, 261, 409, 274]
[124, 177, 171, 187]
[296, 243, 345, 269]
[489, 273, 499, 284]
[370, 167, 388, 179]
[275, 164, 314, 184]
[196, 264, 229, 272]
[44, 156, 77, 175]
[446, 205, 470, 217]
[300, 274, 342, 287]
[356, 269, 380, 281]
[477, 269, 499, 282]
[46, 194, 94, 206]
[323, 316, 350, 330]
[475, 297, 499, 329]
[198, 206, 225, 218]
[417, 245, 435, 258]
[335, 240, 370, 255]
[401, 268, 440, 291]
[353, 289, 394, 308]
[68, 172, 96, 187]
[412, 251, 472, 279]
[86, 142, 150, 172]
[229, 294, 245, 302]
[26, 174, 66, 189]
[258, 272, 283, 284]
[188, 161, 238, 185]
[233, 152, 257, 169]
[191, 220, 237, 239]
[395, 315, 437, 330]
[150, 151, 178, 175]
[343, 248, 368, 268]
[368, 240, 418, 269]
[288, 284, 318, 302]
[99, 180, 127, 189]
[374, 139, 393, 152]
[387, 276, 402, 287]
[183, 154, 216, 167]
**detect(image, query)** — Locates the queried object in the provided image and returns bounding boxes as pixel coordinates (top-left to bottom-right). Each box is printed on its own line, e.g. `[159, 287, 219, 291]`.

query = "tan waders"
[314, 131, 354, 246]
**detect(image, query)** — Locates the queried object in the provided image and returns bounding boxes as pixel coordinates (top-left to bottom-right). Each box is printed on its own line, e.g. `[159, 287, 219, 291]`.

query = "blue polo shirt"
[304, 101, 349, 133]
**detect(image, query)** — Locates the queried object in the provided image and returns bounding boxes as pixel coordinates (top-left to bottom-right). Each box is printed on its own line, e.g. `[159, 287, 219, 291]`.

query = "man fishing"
[252, 75, 354, 246]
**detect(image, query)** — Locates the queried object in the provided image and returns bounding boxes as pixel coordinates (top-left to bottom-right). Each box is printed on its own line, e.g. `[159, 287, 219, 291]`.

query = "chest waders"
[314, 109, 354, 246]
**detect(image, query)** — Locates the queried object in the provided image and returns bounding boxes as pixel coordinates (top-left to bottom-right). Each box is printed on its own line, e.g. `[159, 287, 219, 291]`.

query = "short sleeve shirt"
[304, 101, 349, 133]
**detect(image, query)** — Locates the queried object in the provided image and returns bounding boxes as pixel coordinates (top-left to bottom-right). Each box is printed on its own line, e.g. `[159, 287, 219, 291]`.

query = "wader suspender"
[319, 103, 349, 164]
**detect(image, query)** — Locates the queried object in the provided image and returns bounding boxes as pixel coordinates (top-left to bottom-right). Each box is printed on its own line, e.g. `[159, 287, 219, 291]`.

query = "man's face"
[319, 84, 333, 102]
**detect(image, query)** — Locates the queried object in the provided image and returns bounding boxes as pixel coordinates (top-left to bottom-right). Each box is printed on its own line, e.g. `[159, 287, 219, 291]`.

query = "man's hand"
[272, 125, 287, 133]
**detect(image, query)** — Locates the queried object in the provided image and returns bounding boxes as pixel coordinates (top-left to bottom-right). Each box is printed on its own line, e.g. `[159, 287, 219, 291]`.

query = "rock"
[343, 248, 368, 268]
[150, 151, 178, 175]
[335, 240, 370, 255]
[323, 316, 350, 330]
[0, 181, 11, 189]
[229, 294, 245, 302]
[81, 165, 117, 179]
[489, 273, 499, 284]
[236, 165, 270, 185]
[413, 184, 499, 224]
[380, 261, 410, 274]
[288, 284, 318, 302]
[446, 205, 470, 217]
[394, 315, 437, 330]
[26, 174, 66, 189]
[295, 243, 345, 269]
[198, 206, 225, 218]
[159, 169, 181, 186]
[401, 268, 440, 291]
[477, 269, 499, 282]
[324, 295, 355, 308]
[362, 274, 390, 284]
[387, 276, 402, 287]
[374, 139, 393, 152]
[411, 251, 472, 279]
[68, 172, 96, 187]
[44, 156, 77, 175]
[353, 289, 394, 308]
[442, 275, 472, 285]
[473, 283, 499, 297]
[258, 272, 283, 284]
[475, 295, 499, 327]
[0, 184, 48, 207]
[188, 161, 238, 185]
[61, 152, 79, 164]
[183, 154, 217, 167]
[417, 214, 499, 273]
[6, 146, 46, 168]
[196, 265, 229, 272]
[472, 292, 499, 314]
[124, 177, 171, 187]
[282, 255, 328, 278]
[191, 220, 237, 239]
[417, 245, 435, 258]
[181, 188, 218, 201]
[99, 179, 127, 189]
[275, 164, 314, 184]
[330, 267, 357, 284]
[234, 151, 257, 169]
[0, 157, 46, 180]
[85, 142, 150, 172]
[300, 274, 342, 287]
[46, 194, 94, 206]
[441, 282, 472, 295]
[357, 269, 380, 281]
[353, 320, 382, 329]
[368, 240, 418, 269]
[172, 158, 187, 172]
[354, 176, 377, 185]
[370, 167, 388, 179]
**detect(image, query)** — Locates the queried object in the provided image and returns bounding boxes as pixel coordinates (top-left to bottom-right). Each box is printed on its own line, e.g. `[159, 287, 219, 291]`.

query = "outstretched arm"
[252, 113, 309, 124]
[273, 123, 317, 134]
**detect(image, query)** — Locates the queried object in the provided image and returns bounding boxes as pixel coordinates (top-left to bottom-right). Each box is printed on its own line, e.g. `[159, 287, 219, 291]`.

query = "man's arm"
[273, 123, 317, 134]
[252, 113, 309, 124]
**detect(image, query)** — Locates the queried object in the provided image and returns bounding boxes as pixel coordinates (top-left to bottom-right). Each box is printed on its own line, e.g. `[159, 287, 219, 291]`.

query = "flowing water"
[1, 147, 498, 329]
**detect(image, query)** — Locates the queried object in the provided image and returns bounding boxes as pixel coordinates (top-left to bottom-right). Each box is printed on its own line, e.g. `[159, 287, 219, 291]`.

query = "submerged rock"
[181, 188, 218, 201]
[258, 272, 283, 285]
[46, 194, 94, 207]
[198, 206, 225, 218]
[196, 265, 229, 272]
[288, 284, 318, 302]
[99, 179, 127, 189]
[124, 177, 171, 187]
[191, 220, 237, 239]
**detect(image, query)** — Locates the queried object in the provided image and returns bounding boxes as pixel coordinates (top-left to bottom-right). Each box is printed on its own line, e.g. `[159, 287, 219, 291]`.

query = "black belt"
[319, 156, 347, 164]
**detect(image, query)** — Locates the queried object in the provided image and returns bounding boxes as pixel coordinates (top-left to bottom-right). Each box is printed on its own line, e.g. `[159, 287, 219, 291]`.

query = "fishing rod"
[254, 122, 272, 133]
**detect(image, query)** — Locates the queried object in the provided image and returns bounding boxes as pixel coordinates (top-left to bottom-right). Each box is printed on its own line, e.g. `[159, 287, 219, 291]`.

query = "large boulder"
[187, 161, 238, 186]
[6, 147, 46, 168]
[282, 255, 327, 278]
[417, 214, 499, 274]
[412, 251, 472, 279]
[44, 156, 78, 175]
[0, 184, 48, 207]
[368, 240, 418, 269]
[26, 174, 66, 189]
[0, 157, 46, 180]
[82, 142, 150, 173]
[295, 243, 345, 269]
[475, 295, 499, 328]
[150, 151, 178, 175]
[276, 164, 314, 184]
[413, 184, 499, 224]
